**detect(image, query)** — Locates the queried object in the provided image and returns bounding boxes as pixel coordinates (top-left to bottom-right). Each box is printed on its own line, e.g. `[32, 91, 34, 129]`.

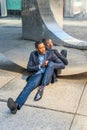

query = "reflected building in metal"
[0, 0, 87, 17]
[64, 0, 87, 17]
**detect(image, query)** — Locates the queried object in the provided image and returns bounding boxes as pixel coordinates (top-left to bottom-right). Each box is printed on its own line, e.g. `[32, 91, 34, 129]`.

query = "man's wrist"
[39, 65, 41, 69]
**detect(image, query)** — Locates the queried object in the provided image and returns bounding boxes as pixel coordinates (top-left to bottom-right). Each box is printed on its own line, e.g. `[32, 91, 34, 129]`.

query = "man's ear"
[36, 48, 38, 51]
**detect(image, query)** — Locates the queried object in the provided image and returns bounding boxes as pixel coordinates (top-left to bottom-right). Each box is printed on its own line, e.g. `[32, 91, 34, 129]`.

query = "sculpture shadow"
[0, 61, 25, 74]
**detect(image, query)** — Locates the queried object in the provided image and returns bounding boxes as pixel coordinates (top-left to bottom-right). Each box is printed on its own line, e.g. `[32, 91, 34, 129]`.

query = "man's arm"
[51, 51, 65, 69]
[27, 52, 40, 72]
[52, 49, 68, 65]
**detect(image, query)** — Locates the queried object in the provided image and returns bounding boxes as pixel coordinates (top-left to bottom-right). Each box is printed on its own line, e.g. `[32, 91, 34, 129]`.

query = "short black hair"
[42, 38, 46, 43]
[42, 38, 50, 43]
[35, 41, 43, 48]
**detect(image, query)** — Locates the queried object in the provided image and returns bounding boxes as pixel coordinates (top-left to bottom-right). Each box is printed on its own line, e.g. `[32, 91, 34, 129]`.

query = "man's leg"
[42, 61, 65, 86]
[55, 49, 68, 76]
[34, 61, 65, 101]
[16, 73, 43, 108]
[7, 73, 43, 114]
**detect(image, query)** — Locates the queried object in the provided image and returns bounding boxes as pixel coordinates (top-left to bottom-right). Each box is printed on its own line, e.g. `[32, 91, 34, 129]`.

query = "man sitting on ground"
[42, 38, 68, 76]
[7, 41, 65, 114]
[42, 38, 68, 66]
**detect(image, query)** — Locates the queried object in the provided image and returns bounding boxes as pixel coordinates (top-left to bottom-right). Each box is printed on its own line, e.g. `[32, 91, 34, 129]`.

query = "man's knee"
[47, 61, 54, 68]
[62, 63, 65, 69]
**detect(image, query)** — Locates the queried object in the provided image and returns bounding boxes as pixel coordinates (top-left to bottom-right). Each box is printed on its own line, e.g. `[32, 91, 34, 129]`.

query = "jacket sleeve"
[27, 52, 39, 72]
[53, 49, 68, 65]
[51, 51, 65, 69]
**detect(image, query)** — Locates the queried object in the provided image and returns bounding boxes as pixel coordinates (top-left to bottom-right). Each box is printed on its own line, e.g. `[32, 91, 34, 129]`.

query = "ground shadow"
[59, 72, 87, 80]
[0, 61, 26, 74]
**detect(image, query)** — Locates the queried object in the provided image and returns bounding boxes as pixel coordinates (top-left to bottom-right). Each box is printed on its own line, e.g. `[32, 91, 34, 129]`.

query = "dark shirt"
[46, 47, 68, 65]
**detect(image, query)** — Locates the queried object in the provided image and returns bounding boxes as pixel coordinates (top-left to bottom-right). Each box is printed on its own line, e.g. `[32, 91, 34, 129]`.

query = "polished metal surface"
[22, 0, 87, 50]
[0, 1, 87, 76]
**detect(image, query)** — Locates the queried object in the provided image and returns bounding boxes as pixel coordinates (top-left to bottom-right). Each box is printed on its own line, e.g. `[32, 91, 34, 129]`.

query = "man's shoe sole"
[7, 98, 17, 114]
[34, 90, 43, 101]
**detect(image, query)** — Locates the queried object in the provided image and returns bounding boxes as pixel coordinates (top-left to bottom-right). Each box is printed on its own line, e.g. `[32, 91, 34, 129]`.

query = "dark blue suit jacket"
[46, 47, 68, 65]
[27, 50, 65, 73]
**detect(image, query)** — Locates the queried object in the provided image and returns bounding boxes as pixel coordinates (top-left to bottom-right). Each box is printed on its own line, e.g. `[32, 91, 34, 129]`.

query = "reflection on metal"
[64, 0, 82, 17]
[81, 0, 87, 15]
[64, 0, 87, 17]
[0, 17, 87, 75]
[22, 0, 87, 50]
[0, 0, 7, 16]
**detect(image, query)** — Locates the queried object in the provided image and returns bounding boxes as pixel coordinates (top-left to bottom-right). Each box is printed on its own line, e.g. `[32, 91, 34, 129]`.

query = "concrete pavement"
[0, 17, 87, 130]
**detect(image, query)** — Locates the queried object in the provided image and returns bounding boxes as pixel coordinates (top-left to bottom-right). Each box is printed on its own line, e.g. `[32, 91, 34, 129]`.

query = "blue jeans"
[16, 61, 65, 109]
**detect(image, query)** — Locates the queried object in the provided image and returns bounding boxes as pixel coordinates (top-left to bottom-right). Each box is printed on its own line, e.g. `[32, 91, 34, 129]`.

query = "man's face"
[45, 39, 53, 49]
[36, 43, 46, 54]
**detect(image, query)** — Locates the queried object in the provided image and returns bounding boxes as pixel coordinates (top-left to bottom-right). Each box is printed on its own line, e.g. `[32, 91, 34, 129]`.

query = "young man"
[42, 38, 68, 66]
[7, 41, 65, 114]
[42, 38, 68, 77]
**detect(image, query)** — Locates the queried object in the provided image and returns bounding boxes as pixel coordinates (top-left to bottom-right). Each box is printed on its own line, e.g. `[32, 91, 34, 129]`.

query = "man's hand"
[40, 60, 48, 67]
